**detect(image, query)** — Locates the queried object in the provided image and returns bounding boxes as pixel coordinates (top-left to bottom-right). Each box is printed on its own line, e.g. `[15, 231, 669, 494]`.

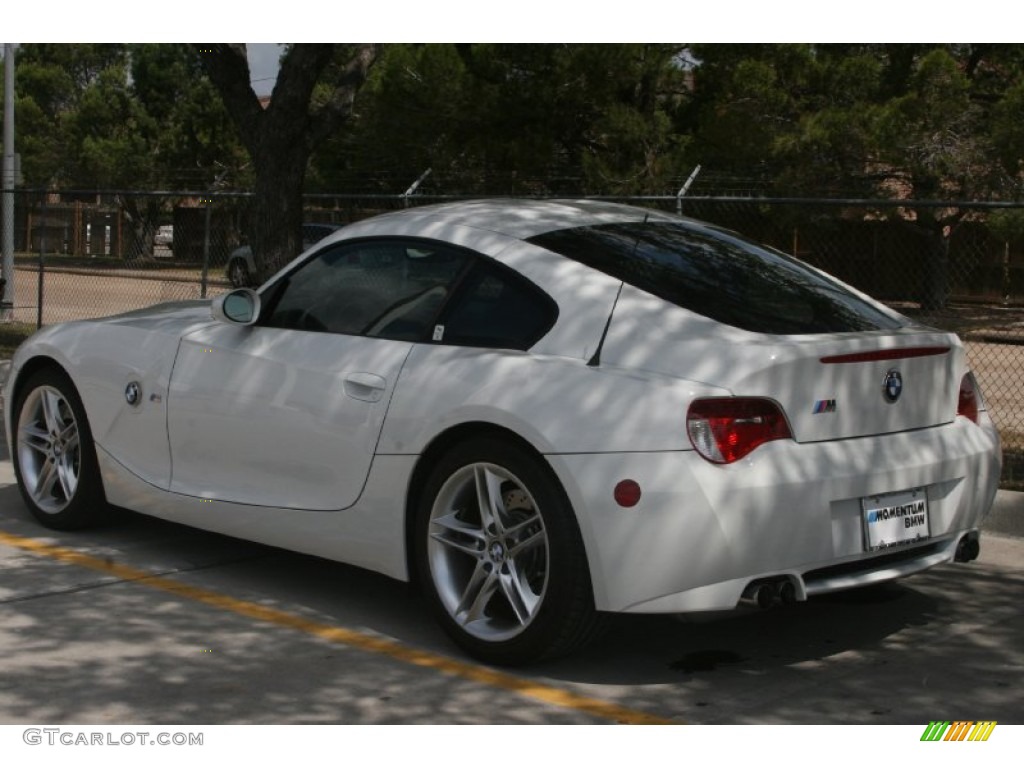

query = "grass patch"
[0, 322, 38, 359]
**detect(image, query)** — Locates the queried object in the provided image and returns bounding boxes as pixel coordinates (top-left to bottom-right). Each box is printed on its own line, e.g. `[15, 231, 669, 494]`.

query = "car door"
[165, 238, 470, 510]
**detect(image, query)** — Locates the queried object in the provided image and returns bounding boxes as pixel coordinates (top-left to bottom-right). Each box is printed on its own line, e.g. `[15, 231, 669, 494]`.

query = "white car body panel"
[553, 412, 999, 612]
[2, 199, 1002, 635]
[167, 323, 412, 509]
[9, 302, 215, 489]
[378, 344, 727, 456]
[330, 198, 674, 243]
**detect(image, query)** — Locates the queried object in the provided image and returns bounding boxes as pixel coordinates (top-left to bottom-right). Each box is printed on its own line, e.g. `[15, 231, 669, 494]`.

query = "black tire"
[228, 259, 250, 288]
[414, 437, 603, 665]
[11, 367, 108, 530]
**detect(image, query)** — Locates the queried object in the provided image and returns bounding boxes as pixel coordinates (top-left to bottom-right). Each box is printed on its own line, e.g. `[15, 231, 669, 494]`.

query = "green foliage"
[8, 43, 245, 189]
[688, 44, 1024, 200]
[6, 43, 1024, 200]
[312, 44, 471, 191]
[128, 44, 249, 189]
[313, 43, 691, 194]
[988, 209, 1024, 243]
[873, 49, 979, 196]
[992, 79, 1024, 179]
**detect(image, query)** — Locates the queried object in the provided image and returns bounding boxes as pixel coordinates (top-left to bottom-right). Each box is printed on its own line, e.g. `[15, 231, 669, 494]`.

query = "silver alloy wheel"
[16, 385, 82, 514]
[427, 462, 549, 642]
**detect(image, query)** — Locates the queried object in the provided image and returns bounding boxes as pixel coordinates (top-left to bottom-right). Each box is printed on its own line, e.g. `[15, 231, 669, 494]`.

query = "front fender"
[6, 305, 215, 490]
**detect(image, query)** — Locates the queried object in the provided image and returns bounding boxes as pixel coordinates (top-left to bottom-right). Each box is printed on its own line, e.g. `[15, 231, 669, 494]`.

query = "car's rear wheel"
[12, 368, 108, 530]
[228, 259, 250, 288]
[415, 438, 601, 665]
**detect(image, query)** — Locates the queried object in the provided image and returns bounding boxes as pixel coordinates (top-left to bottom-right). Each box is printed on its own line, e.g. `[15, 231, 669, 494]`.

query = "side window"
[439, 261, 557, 350]
[263, 240, 469, 340]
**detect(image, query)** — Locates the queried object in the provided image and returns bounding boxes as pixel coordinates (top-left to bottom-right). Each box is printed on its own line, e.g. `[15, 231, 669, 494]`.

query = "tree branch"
[308, 44, 383, 147]
[264, 43, 337, 138]
[194, 43, 263, 154]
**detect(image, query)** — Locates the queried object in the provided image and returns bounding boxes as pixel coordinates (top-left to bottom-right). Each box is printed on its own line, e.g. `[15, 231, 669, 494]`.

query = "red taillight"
[958, 372, 980, 424]
[687, 398, 793, 464]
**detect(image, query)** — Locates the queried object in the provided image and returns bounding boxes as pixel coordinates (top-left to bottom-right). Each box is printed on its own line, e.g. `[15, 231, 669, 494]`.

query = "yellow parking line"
[0, 529, 674, 725]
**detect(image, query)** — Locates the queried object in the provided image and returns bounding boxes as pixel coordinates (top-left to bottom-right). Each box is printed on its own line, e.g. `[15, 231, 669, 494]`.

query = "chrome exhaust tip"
[741, 577, 797, 609]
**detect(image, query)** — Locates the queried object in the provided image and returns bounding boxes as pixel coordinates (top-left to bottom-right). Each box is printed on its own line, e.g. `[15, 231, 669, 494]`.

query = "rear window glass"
[528, 221, 903, 334]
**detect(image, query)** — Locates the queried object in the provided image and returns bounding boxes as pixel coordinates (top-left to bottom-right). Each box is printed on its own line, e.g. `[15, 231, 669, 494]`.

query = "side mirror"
[212, 288, 261, 326]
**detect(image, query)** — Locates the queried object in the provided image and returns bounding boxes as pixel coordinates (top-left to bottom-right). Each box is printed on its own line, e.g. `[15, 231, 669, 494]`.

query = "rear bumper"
[550, 413, 1001, 613]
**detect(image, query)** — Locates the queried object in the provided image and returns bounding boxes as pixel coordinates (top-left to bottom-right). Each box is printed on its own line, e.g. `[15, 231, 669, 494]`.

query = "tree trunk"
[197, 44, 381, 282]
[250, 140, 307, 282]
[119, 195, 161, 262]
[918, 216, 950, 312]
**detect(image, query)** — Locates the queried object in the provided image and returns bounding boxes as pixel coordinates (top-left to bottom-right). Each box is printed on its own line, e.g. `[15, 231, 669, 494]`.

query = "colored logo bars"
[920, 721, 997, 742]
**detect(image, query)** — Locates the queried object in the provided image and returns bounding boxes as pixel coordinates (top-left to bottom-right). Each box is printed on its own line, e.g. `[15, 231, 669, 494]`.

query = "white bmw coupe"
[3, 200, 1001, 664]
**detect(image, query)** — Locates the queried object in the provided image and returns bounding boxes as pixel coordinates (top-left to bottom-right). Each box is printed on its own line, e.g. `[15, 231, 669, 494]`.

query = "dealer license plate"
[861, 488, 930, 551]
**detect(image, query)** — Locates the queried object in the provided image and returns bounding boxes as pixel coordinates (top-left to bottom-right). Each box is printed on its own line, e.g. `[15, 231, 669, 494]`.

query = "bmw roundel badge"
[125, 381, 141, 406]
[882, 369, 903, 403]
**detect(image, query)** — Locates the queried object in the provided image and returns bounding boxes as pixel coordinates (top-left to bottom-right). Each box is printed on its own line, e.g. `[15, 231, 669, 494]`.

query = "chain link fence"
[2, 190, 1022, 485]
[1, 190, 413, 328]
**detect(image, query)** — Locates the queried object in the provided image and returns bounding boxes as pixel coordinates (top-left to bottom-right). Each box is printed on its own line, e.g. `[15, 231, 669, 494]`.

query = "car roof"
[339, 198, 682, 241]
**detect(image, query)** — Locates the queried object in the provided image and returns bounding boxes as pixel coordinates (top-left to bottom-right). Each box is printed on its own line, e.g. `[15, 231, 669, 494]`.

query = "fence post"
[676, 164, 701, 216]
[402, 168, 432, 209]
[37, 193, 46, 329]
[200, 201, 211, 299]
[1004, 240, 1011, 306]
[1, 44, 14, 322]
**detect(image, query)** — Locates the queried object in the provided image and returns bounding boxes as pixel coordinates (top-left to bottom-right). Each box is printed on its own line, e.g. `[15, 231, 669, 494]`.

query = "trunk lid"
[601, 288, 963, 443]
[728, 332, 961, 443]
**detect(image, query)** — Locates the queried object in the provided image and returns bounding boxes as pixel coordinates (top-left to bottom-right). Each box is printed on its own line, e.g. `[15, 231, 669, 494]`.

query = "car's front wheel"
[12, 368, 108, 530]
[415, 438, 601, 665]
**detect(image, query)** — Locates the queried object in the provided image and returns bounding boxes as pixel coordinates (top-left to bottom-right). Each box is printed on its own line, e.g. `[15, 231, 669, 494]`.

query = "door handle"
[344, 372, 387, 403]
